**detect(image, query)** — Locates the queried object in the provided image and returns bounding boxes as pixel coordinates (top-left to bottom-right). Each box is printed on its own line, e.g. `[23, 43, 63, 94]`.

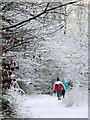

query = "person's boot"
[58, 96, 61, 100]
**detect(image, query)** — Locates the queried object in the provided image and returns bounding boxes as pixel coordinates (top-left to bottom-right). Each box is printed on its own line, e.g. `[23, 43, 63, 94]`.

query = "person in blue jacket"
[61, 80, 68, 98]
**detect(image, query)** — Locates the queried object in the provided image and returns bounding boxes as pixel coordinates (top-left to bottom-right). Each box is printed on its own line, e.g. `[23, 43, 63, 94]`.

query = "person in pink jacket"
[54, 78, 64, 100]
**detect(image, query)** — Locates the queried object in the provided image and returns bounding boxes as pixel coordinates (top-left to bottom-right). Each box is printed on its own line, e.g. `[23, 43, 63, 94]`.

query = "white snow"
[13, 94, 88, 118]
[1, 1, 88, 119]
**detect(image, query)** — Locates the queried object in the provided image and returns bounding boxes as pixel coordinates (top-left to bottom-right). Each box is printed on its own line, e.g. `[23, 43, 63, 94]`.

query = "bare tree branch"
[2, 1, 80, 30]
[46, 0, 80, 11]
[44, 3, 50, 12]
[47, 11, 68, 16]
[2, 38, 34, 53]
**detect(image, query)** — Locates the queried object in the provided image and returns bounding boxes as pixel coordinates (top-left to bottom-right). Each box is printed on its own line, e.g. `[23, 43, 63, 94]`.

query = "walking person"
[54, 78, 64, 100]
[61, 80, 68, 98]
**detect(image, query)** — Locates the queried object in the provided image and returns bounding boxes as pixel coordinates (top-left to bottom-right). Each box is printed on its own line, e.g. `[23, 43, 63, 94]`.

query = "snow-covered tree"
[0, 0, 88, 118]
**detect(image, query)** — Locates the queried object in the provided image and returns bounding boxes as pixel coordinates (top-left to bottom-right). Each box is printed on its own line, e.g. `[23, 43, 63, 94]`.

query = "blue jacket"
[62, 80, 68, 90]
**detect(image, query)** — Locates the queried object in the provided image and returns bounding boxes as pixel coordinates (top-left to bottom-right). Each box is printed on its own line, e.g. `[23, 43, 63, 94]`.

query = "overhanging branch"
[3, 39, 33, 53]
[2, 1, 80, 30]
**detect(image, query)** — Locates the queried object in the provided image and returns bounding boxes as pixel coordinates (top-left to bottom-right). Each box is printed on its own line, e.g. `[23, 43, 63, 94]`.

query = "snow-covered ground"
[12, 94, 88, 118]
[1, 1, 88, 119]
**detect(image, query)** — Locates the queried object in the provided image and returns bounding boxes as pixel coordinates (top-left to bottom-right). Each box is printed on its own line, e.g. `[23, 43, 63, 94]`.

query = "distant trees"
[1, 0, 87, 89]
[1, 1, 80, 53]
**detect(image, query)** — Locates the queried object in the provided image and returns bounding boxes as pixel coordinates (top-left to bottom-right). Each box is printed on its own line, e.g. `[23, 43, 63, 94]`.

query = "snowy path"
[14, 94, 88, 118]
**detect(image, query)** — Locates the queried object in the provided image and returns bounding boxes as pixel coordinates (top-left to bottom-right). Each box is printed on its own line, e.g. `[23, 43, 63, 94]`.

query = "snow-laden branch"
[2, 1, 80, 30]
[3, 38, 34, 53]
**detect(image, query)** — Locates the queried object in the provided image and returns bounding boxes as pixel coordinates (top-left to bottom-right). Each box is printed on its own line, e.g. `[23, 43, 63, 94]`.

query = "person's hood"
[55, 81, 62, 84]
[62, 80, 65, 84]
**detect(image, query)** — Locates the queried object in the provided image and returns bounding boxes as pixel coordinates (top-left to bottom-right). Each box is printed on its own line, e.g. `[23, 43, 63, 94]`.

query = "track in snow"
[14, 94, 88, 118]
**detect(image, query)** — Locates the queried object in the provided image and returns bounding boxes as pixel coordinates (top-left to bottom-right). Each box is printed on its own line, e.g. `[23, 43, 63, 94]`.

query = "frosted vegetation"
[1, 0, 89, 118]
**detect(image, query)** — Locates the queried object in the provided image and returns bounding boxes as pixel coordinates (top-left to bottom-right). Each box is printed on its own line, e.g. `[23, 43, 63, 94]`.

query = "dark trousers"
[56, 90, 62, 97]
[62, 90, 66, 98]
